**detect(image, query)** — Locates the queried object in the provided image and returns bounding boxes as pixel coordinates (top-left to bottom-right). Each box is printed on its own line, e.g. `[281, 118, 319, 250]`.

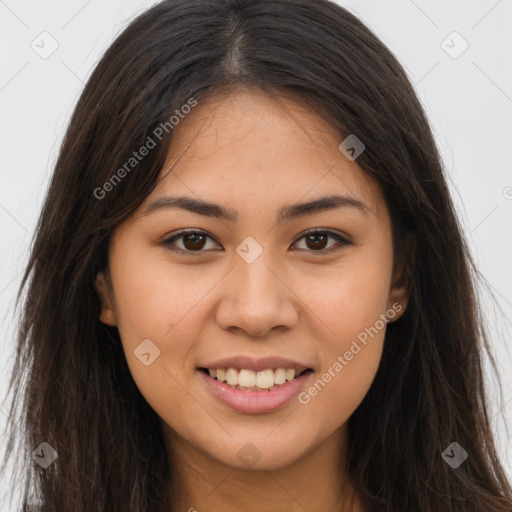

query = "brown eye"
[163, 230, 220, 254]
[163, 229, 350, 256]
[292, 230, 350, 253]
[182, 233, 207, 251]
[305, 233, 328, 250]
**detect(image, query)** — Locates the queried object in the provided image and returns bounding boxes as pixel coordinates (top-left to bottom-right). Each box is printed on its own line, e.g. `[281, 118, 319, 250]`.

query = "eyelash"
[161, 228, 351, 256]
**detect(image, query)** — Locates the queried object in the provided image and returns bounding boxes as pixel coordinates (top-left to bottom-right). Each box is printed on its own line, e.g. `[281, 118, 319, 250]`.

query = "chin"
[205, 435, 312, 471]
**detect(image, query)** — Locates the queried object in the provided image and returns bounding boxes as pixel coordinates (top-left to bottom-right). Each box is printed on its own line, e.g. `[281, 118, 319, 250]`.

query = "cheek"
[108, 253, 216, 402]
[296, 340, 383, 441]
[110, 250, 217, 339]
[291, 243, 391, 423]
[296, 308, 387, 434]
[296, 242, 393, 345]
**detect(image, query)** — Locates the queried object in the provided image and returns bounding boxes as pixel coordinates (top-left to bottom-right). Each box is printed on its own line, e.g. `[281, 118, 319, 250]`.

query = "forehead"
[146, 88, 384, 219]
[165, 88, 346, 166]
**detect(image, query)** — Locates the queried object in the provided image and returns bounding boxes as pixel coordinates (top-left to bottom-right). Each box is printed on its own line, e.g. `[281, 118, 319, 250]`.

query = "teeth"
[226, 368, 238, 386]
[238, 369, 256, 387]
[274, 368, 287, 385]
[256, 369, 274, 389]
[206, 367, 302, 391]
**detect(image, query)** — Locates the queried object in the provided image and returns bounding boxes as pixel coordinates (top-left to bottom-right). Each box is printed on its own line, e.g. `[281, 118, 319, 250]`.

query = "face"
[95, 88, 408, 472]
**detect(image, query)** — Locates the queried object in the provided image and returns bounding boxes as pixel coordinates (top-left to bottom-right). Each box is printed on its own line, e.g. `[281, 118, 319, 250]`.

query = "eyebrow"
[142, 194, 367, 222]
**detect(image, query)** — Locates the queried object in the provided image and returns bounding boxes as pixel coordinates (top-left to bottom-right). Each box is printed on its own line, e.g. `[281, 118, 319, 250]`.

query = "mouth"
[198, 367, 314, 392]
[197, 361, 315, 414]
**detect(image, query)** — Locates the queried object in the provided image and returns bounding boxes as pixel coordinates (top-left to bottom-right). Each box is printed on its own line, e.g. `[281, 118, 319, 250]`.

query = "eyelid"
[161, 228, 351, 255]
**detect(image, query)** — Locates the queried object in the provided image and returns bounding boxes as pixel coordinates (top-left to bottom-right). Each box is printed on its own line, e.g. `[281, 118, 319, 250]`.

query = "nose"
[215, 253, 299, 338]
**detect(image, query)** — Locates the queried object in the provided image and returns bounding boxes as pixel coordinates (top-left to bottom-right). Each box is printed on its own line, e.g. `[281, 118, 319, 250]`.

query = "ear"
[387, 232, 416, 323]
[93, 270, 117, 326]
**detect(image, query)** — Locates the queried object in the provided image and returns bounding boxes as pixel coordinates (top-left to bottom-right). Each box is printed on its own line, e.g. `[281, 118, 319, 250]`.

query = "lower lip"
[198, 369, 314, 414]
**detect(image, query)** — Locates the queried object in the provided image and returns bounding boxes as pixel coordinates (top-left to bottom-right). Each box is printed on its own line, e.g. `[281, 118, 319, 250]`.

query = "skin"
[95, 87, 409, 512]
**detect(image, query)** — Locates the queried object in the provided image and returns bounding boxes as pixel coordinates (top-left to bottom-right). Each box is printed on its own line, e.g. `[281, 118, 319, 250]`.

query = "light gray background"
[1, 0, 511, 509]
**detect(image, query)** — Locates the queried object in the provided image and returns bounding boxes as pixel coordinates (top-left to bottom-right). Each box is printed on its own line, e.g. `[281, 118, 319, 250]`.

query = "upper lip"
[199, 356, 313, 373]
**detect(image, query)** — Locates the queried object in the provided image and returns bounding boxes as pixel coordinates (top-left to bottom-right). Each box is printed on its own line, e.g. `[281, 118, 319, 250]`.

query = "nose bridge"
[235, 233, 281, 299]
[216, 244, 299, 336]
[237, 251, 280, 304]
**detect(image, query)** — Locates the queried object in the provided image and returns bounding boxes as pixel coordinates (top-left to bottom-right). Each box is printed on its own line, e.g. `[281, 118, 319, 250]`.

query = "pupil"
[307, 234, 327, 250]
[184, 234, 205, 250]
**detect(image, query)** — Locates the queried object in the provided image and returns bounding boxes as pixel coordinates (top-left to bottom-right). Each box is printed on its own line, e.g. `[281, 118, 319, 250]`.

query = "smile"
[200, 367, 312, 391]
[197, 366, 314, 414]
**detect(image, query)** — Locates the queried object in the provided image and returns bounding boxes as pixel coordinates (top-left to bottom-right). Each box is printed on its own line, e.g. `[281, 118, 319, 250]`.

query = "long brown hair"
[2, 0, 511, 510]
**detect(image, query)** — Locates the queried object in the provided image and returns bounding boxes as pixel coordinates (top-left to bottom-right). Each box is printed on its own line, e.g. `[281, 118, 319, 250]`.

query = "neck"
[164, 424, 364, 512]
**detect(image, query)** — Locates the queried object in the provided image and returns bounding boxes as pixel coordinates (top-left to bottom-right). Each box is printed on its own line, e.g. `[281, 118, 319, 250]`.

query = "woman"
[2, 0, 511, 510]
